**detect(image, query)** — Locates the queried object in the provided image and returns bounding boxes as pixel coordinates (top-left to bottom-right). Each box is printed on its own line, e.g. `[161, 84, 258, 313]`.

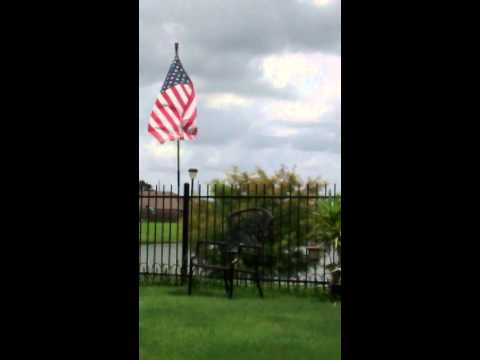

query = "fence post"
[181, 182, 190, 285]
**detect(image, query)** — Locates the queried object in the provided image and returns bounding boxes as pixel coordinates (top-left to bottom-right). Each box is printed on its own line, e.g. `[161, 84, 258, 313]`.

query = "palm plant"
[307, 198, 341, 266]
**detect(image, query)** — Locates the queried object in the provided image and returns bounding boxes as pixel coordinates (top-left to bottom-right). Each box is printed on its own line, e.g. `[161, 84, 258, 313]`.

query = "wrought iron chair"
[188, 208, 273, 298]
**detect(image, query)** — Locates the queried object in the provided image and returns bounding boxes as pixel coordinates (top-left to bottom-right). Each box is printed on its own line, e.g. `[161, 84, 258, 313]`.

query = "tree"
[211, 165, 326, 192]
[139, 179, 153, 191]
[189, 165, 333, 278]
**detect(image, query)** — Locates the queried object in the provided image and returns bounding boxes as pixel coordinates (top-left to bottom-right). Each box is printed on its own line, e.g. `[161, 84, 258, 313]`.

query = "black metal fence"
[139, 182, 340, 288]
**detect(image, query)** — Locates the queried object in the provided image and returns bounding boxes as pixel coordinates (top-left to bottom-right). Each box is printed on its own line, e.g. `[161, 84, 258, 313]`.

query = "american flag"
[148, 54, 197, 144]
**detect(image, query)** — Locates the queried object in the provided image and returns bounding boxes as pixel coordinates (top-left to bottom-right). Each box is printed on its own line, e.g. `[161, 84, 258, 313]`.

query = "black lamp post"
[188, 168, 198, 196]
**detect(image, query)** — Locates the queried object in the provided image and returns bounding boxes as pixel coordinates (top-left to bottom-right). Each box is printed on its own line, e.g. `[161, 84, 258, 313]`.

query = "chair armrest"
[195, 241, 226, 255]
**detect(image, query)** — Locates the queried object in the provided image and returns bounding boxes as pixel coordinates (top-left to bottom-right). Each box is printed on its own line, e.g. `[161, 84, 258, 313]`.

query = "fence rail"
[139, 182, 340, 288]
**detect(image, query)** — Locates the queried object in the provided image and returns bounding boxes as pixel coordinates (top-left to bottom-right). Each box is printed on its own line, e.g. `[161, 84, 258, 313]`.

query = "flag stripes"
[148, 57, 198, 144]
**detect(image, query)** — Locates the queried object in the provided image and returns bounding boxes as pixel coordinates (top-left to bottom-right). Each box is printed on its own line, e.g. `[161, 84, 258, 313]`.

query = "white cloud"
[312, 0, 331, 7]
[144, 140, 178, 159]
[259, 52, 340, 123]
[260, 53, 321, 89]
[139, 0, 341, 189]
[161, 22, 186, 38]
[260, 52, 340, 96]
[296, 0, 334, 8]
[205, 93, 254, 109]
[263, 99, 330, 123]
[270, 127, 300, 137]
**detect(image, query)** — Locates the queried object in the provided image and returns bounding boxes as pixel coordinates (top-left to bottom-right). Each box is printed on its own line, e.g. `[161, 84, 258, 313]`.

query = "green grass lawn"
[140, 285, 340, 360]
[140, 222, 182, 243]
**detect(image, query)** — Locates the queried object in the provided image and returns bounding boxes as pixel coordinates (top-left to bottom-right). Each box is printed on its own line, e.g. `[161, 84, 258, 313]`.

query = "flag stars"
[160, 58, 191, 89]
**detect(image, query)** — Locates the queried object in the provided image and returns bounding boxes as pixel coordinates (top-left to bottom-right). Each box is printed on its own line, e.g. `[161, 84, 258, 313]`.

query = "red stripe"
[183, 109, 197, 131]
[148, 124, 166, 144]
[161, 91, 182, 122]
[183, 83, 195, 109]
[183, 93, 197, 140]
[155, 98, 182, 137]
[181, 83, 196, 135]
[150, 112, 175, 141]
[183, 90, 196, 124]
[149, 80, 196, 143]
[184, 124, 193, 140]
[180, 83, 190, 99]
[171, 86, 187, 108]
[150, 111, 173, 139]
[183, 82, 193, 96]
[182, 85, 196, 128]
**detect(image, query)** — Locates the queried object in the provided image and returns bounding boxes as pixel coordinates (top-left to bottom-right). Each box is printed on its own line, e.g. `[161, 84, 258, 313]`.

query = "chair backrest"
[226, 208, 273, 250]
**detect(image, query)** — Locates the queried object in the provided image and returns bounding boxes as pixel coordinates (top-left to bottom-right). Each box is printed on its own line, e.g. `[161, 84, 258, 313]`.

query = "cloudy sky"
[139, 0, 341, 190]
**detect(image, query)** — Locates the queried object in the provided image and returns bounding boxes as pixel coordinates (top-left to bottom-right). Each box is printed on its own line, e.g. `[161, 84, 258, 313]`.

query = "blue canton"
[161, 57, 191, 92]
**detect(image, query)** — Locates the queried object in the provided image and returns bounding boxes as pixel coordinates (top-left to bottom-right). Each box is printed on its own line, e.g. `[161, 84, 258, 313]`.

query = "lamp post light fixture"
[188, 168, 198, 195]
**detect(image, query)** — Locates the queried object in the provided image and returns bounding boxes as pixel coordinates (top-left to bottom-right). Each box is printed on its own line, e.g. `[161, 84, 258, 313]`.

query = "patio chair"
[188, 208, 273, 298]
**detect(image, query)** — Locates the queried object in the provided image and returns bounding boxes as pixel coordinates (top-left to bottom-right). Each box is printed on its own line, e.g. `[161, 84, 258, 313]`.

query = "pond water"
[139, 243, 338, 282]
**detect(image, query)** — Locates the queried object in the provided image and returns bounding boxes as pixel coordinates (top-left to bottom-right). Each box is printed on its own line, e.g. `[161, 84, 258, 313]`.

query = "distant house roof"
[139, 191, 183, 210]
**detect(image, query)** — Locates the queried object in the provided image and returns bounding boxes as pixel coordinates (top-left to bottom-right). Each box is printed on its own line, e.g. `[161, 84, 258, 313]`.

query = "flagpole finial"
[174, 42, 179, 57]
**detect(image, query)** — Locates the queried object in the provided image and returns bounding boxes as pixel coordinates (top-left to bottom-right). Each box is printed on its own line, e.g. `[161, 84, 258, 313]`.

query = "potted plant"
[306, 197, 341, 269]
[303, 196, 341, 299]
